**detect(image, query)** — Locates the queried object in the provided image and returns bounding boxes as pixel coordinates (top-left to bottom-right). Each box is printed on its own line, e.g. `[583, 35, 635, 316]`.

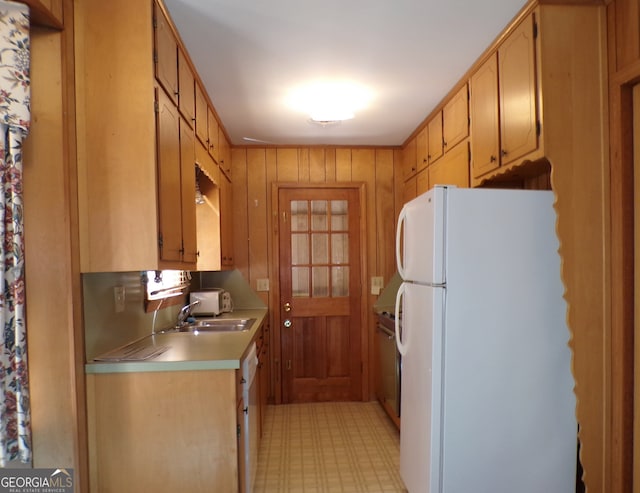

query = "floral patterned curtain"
[0, 0, 30, 465]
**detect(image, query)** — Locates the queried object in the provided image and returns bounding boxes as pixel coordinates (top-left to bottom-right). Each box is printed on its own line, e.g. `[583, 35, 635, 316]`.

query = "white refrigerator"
[394, 186, 576, 493]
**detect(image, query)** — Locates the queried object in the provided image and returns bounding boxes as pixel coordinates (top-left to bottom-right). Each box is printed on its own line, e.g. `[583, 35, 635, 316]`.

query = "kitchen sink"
[177, 318, 255, 333]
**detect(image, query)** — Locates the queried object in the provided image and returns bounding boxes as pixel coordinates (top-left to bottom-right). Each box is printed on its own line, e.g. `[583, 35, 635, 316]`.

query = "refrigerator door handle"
[396, 205, 407, 279]
[395, 282, 408, 356]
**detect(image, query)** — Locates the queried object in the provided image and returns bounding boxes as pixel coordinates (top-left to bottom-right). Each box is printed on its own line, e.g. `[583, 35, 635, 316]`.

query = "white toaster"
[189, 289, 227, 316]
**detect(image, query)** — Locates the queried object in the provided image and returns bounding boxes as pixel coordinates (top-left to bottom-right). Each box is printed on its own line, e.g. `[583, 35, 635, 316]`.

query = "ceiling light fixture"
[287, 81, 372, 124]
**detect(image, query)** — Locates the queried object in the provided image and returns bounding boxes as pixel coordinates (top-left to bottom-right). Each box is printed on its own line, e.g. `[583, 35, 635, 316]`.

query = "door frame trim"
[270, 182, 369, 404]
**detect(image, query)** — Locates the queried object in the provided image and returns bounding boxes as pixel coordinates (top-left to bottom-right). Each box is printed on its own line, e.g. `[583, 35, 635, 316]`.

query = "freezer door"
[397, 282, 444, 493]
[396, 186, 446, 284]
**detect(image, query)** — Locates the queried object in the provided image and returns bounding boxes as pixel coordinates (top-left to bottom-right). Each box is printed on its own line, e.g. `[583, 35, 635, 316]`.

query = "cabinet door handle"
[490, 155, 497, 162]
[501, 149, 507, 157]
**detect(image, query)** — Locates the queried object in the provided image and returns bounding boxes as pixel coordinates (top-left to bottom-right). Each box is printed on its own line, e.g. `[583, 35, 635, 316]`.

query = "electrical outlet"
[114, 286, 125, 313]
[256, 278, 270, 292]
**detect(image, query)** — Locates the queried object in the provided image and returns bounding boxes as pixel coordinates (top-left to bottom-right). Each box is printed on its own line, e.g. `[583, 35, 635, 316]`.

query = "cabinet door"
[195, 82, 208, 147]
[219, 128, 232, 178]
[153, 1, 178, 104]
[220, 174, 234, 268]
[177, 48, 195, 126]
[207, 107, 219, 162]
[498, 13, 538, 165]
[443, 84, 469, 152]
[402, 136, 417, 180]
[429, 140, 470, 189]
[416, 127, 428, 172]
[156, 89, 183, 263]
[470, 54, 500, 178]
[403, 175, 417, 205]
[416, 167, 429, 195]
[427, 113, 443, 164]
[237, 398, 247, 493]
[180, 118, 198, 263]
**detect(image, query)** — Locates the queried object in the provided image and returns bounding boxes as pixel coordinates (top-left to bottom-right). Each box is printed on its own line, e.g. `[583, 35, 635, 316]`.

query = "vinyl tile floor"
[254, 401, 407, 493]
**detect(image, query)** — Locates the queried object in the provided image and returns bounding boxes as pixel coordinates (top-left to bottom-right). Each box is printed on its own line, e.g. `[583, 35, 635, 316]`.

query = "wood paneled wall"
[23, 0, 89, 490]
[606, 0, 639, 492]
[231, 147, 400, 401]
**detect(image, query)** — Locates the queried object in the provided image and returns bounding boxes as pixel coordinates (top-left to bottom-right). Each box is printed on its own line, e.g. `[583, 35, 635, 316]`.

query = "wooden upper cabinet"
[153, 1, 178, 104]
[416, 167, 429, 196]
[76, 0, 220, 271]
[402, 136, 417, 180]
[470, 53, 500, 178]
[402, 175, 417, 205]
[177, 48, 195, 126]
[218, 129, 232, 179]
[156, 88, 184, 263]
[416, 127, 428, 172]
[498, 13, 538, 166]
[195, 82, 208, 147]
[443, 84, 469, 152]
[207, 107, 219, 162]
[179, 118, 198, 264]
[156, 89, 197, 267]
[427, 113, 443, 164]
[219, 173, 234, 268]
[429, 140, 470, 189]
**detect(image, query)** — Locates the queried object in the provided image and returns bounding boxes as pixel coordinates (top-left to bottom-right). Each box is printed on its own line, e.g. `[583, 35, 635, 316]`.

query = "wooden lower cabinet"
[236, 397, 247, 493]
[87, 370, 241, 493]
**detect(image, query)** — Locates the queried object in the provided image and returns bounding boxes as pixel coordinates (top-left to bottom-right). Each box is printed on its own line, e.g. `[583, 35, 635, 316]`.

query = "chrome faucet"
[177, 300, 200, 327]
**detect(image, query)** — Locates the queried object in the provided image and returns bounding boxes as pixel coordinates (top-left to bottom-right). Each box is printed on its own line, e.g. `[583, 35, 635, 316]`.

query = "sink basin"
[177, 318, 255, 333]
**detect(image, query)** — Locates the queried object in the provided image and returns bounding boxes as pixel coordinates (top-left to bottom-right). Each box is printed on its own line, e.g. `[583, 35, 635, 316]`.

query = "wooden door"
[443, 83, 469, 152]
[279, 187, 362, 403]
[498, 13, 538, 165]
[470, 53, 500, 178]
[153, 1, 178, 104]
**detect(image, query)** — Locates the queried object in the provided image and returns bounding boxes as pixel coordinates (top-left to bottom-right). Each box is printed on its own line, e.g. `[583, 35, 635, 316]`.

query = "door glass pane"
[311, 200, 328, 231]
[291, 200, 308, 232]
[312, 267, 329, 297]
[292, 267, 309, 297]
[331, 233, 348, 264]
[331, 200, 348, 231]
[332, 266, 349, 297]
[291, 234, 309, 265]
[311, 233, 328, 264]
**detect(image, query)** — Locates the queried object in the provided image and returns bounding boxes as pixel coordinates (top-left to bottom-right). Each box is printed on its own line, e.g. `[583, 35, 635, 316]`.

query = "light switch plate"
[371, 276, 384, 295]
[256, 278, 270, 292]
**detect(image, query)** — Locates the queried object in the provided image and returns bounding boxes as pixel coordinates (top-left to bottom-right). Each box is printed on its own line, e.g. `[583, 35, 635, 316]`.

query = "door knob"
[283, 319, 292, 328]
[283, 302, 291, 312]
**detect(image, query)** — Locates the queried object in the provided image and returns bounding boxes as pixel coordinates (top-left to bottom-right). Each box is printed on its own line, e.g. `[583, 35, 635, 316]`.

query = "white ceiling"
[163, 0, 529, 147]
